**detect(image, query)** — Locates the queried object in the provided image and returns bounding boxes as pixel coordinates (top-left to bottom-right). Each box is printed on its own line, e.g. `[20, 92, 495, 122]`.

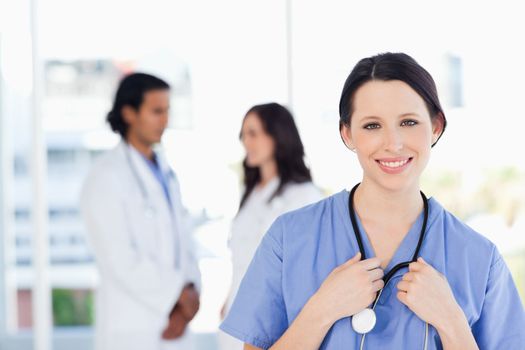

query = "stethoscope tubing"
[125, 144, 151, 203]
[348, 183, 429, 287]
[348, 183, 430, 350]
[123, 144, 181, 268]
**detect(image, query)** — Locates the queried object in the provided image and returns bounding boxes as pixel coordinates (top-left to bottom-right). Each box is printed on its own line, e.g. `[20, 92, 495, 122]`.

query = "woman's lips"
[376, 157, 413, 174]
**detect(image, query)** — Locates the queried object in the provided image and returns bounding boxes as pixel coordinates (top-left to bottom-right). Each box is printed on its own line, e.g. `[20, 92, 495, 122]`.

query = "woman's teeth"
[379, 159, 409, 168]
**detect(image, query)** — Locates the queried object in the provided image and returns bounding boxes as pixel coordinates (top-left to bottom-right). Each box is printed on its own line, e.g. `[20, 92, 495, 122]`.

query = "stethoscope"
[124, 144, 181, 268]
[125, 144, 157, 219]
[348, 183, 430, 350]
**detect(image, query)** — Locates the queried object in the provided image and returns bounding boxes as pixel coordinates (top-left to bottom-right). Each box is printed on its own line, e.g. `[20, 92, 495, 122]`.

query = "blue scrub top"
[220, 190, 525, 349]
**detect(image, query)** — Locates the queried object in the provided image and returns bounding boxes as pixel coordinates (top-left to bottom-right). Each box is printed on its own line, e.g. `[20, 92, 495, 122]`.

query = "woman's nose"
[384, 128, 403, 152]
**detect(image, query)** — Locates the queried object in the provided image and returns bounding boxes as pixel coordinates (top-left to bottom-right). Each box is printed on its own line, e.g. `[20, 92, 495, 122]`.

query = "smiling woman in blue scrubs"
[220, 53, 525, 349]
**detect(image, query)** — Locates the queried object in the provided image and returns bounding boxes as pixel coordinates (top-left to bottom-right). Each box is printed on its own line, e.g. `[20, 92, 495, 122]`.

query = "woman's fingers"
[417, 257, 428, 265]
[408, 261, 424, 272]
[358, 257, 382, 270]
[409, 258, 433, 272]
[372, 278, 385, 292]
[397, 280, 410, 292]
[396, 291, 408, 305]
[345, 252, 362, 265]
[368, 267, 384, 281]
[402, 272, 414, 281]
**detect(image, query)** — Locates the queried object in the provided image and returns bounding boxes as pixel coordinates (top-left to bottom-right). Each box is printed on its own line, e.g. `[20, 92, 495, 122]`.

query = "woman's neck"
[354, 179, 423, 225]
[258, 160, 278, 188]
[353, 179, 425, 269]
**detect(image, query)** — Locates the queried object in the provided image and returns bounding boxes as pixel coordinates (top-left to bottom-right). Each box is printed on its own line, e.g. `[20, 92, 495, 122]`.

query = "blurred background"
[0, 0, 524, 349]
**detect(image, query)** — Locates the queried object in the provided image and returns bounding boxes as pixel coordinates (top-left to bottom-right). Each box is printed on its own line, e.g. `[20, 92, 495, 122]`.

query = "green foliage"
[52, 289, 94, 326]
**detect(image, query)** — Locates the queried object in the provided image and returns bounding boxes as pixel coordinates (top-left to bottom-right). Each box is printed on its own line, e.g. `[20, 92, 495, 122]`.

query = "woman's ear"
[431, 113, 445, 146]
[340, 123, 356, 151]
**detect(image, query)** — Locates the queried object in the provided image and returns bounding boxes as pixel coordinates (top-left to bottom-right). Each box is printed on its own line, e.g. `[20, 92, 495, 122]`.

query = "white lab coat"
[218, 178, 323, 350]
[80, 142, 201, 350]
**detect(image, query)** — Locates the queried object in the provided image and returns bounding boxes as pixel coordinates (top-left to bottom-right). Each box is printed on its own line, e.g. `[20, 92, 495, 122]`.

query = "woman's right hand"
[313, 253, 384, 323]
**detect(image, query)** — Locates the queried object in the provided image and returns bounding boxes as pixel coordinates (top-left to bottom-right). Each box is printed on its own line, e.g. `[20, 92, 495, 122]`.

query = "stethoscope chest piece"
[352, 308, 376, 334]
[347, 183, 431, 349]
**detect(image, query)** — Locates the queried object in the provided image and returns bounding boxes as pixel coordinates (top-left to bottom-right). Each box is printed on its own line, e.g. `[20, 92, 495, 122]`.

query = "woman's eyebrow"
[357, 112, 421, 122]
[398, 112, 421, 118]
[359, 115, 381, 122]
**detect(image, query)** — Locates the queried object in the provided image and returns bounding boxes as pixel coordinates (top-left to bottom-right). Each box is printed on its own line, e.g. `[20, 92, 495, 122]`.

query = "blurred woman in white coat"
[219, 103, 324, 350]
[80, 73, 200, 350]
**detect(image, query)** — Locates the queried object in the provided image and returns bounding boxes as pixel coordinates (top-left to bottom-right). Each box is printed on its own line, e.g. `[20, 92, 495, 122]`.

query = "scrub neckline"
[336, 189, 439, 275]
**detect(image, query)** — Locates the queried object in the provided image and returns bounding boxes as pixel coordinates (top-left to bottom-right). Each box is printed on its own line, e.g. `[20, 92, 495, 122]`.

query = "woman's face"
[340, 80, 443, 192]
[241, 112, 275, 168]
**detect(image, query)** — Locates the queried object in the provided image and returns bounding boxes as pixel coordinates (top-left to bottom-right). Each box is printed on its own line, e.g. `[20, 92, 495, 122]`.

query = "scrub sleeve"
[220, 218, 287, 349]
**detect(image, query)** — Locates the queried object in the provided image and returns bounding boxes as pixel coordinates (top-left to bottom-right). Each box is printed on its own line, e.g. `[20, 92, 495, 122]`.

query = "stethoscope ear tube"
[125, 143, 150, 202]
[348, 184, 367, 259]
[348, 183, 429, 281]
[348, 183, 430, 345]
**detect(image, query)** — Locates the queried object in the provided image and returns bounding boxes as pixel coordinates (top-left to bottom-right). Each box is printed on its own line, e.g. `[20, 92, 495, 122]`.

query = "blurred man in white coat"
[80, 73, 200, 350]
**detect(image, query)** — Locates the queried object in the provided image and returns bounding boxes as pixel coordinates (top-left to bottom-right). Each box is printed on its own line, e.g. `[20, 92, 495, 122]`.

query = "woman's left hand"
[396, 257, 463, 329]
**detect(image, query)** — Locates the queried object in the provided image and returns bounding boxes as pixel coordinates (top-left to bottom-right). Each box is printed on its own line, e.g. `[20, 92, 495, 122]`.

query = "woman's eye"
[364, 123, 380, 130]
[401, 119, 418, 126]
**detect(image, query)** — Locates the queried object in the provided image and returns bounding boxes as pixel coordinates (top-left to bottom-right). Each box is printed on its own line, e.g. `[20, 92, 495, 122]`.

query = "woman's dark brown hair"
[339, 52, 447, 147]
